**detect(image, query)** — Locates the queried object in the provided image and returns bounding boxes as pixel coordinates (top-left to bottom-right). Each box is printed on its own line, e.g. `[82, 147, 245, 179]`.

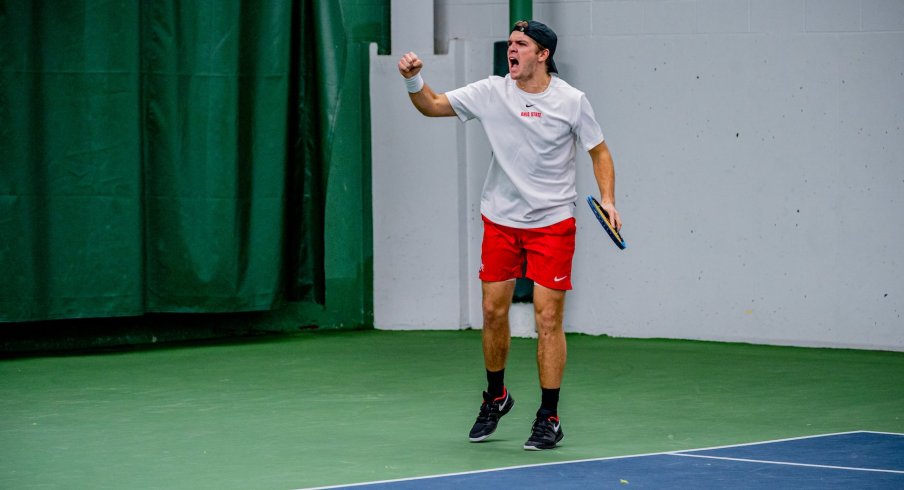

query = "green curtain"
[141, 1, 292, 313]
[0, 0, 387, 322]
[1, 1, 145, 320]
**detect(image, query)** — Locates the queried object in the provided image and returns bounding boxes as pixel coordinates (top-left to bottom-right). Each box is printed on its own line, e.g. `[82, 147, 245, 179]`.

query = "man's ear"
[538, 48, 549, 63]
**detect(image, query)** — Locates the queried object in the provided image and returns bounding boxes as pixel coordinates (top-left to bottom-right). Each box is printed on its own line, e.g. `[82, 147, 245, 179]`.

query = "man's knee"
[535, 306, 563, 334]
[482, 299, 510, 328]
[533, 285, 565, 334]
[482, 281, 515, 329]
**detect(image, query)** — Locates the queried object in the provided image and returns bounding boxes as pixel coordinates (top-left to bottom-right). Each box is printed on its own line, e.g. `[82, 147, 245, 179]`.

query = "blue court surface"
[311, 431, 904, 489]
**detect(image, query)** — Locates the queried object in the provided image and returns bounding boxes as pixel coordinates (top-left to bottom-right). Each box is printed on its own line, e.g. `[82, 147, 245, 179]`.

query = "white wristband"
[404, 73, 424, 93]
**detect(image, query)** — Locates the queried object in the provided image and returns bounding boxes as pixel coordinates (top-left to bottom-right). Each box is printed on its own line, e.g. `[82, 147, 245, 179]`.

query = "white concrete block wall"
[372, 0, 904, 351]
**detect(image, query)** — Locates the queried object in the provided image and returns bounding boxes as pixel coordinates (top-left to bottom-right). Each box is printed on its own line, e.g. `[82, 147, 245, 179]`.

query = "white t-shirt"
[446, 74, 604, 228]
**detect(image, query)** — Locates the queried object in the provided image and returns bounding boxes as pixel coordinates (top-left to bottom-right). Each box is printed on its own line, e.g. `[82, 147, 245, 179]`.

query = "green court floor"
[2, 330, 903, 489]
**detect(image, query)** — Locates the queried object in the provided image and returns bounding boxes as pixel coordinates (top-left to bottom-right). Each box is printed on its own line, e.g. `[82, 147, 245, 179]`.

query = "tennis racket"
[586, 195, 626, 249]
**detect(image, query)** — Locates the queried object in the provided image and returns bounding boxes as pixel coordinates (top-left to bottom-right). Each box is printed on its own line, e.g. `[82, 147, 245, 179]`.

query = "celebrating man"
[398, 20, 622, 450]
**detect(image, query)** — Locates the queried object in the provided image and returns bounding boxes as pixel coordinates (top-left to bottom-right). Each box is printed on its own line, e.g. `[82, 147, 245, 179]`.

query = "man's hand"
[398, 52, 423, 79]
[599, 201, 622, 232]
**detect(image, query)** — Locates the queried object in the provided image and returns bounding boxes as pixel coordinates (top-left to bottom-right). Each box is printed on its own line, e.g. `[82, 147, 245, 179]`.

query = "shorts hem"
[530, 276, 572, 291]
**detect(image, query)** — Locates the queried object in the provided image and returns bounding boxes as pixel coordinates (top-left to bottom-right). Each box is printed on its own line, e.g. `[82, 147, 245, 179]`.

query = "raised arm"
[589, 140, 622, 231]
[398, 52, 457, 117]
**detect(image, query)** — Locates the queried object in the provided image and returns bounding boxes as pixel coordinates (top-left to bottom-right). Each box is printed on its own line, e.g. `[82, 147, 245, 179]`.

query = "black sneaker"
[468, 388, 514, 442]
[523, 415, 564, 450]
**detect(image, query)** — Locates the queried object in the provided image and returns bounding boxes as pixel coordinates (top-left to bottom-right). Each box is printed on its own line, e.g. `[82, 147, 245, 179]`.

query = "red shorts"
[479, 215, 576, 291]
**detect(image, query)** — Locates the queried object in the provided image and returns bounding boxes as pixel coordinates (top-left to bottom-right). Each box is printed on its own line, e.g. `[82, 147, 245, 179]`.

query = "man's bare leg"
[523, 283, 567, 450]
[468, 280, 517, 443]
[481, 280, 515, 372]
[533, 283, 567, 389]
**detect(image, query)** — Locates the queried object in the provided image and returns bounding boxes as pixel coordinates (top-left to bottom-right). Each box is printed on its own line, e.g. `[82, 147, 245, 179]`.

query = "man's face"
[507, 30, 547, 81]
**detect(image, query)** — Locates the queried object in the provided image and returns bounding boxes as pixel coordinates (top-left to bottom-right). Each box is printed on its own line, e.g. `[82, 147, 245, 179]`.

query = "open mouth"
[509, 57, 519, 67]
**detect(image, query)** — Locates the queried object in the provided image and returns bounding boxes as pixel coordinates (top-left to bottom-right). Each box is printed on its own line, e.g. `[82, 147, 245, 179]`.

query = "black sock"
[486, 369, 505, 398]
[538, 387, 560, 418]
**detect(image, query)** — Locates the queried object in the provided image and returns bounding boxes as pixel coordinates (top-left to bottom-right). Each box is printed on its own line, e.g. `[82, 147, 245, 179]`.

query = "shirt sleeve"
[574, 94, 605, 151]
[445, 77, 494, 123]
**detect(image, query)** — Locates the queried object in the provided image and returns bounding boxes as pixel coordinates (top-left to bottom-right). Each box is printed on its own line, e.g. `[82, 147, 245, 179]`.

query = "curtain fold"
[141, 1, 291, 312]
[284, 0, 326, 304]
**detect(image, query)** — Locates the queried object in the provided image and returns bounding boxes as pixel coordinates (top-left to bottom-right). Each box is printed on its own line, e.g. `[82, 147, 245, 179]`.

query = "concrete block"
[534, 1, 593, 37]
[447, 3, 503, 40]
[696, 0, 749, 33]
[805, 0, 861, 32]
[644, 0, 697, 35]
[862, 0, 904, 31]
[751, 0, 805, 33]
[593, 1, 645, 35]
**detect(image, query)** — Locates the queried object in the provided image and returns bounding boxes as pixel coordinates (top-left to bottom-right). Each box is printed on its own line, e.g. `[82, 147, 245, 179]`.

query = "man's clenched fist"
[398, 52, 423, 79]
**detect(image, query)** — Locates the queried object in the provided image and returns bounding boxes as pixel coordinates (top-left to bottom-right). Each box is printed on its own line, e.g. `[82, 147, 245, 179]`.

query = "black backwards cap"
[512, 20, 558, 74]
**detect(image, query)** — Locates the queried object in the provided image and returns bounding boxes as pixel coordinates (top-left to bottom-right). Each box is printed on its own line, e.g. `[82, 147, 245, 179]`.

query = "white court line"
[669, 429, 893, 454]
[301, 430, 904, 489]
[672, 453, 904, 474]
[859, 430, 904, 437]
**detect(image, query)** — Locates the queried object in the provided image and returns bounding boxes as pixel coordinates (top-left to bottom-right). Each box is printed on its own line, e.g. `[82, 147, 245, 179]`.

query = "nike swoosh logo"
[552, 422, 560, 432]
[554, 275, 568, 282]
[498, 395, 509, 410]
[525, 103, 535, 107]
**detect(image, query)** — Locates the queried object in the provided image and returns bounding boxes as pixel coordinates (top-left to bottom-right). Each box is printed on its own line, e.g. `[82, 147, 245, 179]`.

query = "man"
[397, 20, 622, 450]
